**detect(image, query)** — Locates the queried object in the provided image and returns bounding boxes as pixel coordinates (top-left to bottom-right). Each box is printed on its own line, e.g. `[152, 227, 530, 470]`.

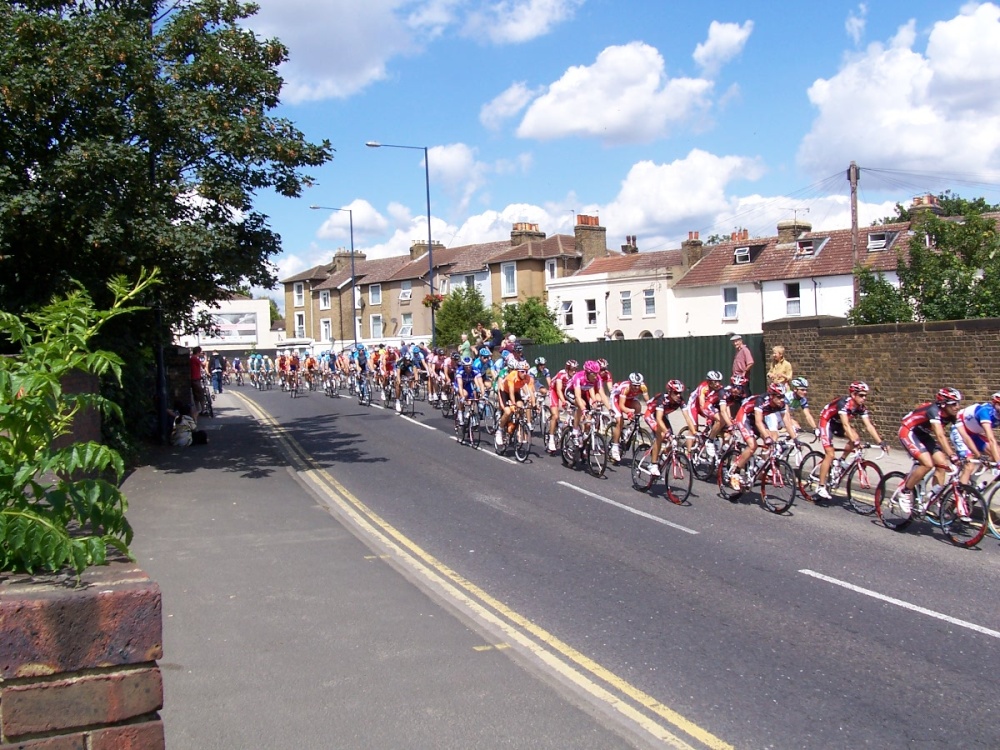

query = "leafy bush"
[0, 270, 157, 575]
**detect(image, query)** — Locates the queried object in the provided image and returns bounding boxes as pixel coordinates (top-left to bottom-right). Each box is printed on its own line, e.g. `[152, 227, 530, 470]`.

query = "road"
[233, 382, 1000, 749]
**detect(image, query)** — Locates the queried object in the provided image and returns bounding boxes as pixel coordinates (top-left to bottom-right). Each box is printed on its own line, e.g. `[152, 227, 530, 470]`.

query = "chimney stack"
[681, 230, 705, 271]
[410, 239, 444, 261]
[332, 248, 365, 273]
[575, 214, 608, 268]
[777, 219, 812, 244]
[621, 234, 638, 254]
[910, 194, 944, 218]
[510, 222, 546, 246]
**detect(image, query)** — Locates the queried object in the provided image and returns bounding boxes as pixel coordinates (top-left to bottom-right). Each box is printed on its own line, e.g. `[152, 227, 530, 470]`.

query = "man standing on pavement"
[731, 334, 754, 382]
[209, 350, 227, 394]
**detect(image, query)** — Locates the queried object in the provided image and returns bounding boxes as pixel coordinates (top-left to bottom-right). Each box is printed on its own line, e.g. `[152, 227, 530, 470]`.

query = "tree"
[500, 297, 565, 344]
[0, 0, 331, 327]
[845, 266, 913, 325]
[435, 286, 491, 347]
[257, 294, 281, 325]
[874, 190, 1000, 225]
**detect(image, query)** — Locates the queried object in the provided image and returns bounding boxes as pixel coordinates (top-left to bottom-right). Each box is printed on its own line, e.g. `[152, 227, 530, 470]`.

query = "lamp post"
[365, 141, 436, 345]
[309, 205, 357, 349]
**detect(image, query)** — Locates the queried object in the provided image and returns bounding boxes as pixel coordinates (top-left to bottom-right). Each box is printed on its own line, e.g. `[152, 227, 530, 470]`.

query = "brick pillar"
[0, 562, 164, 748]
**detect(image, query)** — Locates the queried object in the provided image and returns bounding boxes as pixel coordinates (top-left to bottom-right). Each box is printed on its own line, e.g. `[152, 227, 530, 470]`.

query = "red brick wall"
[0, 563, 164, 748]
[763, 316, 1000, 432]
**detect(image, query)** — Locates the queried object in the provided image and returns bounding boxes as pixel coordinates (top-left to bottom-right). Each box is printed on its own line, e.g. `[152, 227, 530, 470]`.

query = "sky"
[240, 0, 1000, 309]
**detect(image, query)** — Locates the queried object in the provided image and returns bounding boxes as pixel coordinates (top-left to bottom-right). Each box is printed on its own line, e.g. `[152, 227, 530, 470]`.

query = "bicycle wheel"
[514, 420, 532, 463]
[405, 390, 415, 417]
[875, 471, 913, 531]
[664, 451, 693, 504]
[760, 459, 796, 514]
[468, 412, 482, 449]
[796, 450, 824, 501]
[717, 447, 743, 501]
[441, 393, 454, 418]
[560, 429, 577, 467]
[846, 460, 883, 515]
[587, 433, 608, 477]
[938, 484, 989, 548]
[987, 484, 1000, 540]
[631, 448, 655, 491]
[688, 440, 717, 483]
[362, 381, 372, 407]
[480, 401, 496, 434]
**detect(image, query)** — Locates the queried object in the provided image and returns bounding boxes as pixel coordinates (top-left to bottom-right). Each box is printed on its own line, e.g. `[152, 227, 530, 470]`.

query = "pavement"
[124, 395, 641, 750]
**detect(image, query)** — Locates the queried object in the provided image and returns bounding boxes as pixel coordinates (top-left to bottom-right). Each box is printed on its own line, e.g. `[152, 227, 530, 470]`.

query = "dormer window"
[795, 239, 816, 257]
[867, 231, 892, 251]
[733, 246, 751, 264]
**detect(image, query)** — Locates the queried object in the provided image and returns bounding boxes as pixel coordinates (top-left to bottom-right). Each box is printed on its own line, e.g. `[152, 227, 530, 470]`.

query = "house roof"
[486, 234, 578, 264]
[386, 239, 513, 282]
[674, 222, 911, 289]
[576, 248, 683, 276]
[313, 255, 411, 291]
[280, 263, 334, 284]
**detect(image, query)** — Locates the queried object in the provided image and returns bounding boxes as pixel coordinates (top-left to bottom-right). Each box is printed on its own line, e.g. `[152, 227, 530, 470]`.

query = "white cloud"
[314, 200, 387, 242]
[692, 20, 754, 77]
[798, 4, 1000, 181]
[480, 82, 540, 130]
[463, 0, 584, 44]
[845, 3, 868, 46]
[517, 43, 714, 145]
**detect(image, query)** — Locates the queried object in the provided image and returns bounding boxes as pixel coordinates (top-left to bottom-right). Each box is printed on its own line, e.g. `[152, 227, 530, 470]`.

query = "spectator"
[766, 346, 793, 391]
[458, 333, 473, 359]
[472, 322, 489, 348]
[731, 334, 754, 381]
[190, 346, 206, 415]
[209, 350, 227, 394]
[488, 321, 504, 351]
[170, 402, 206, 447]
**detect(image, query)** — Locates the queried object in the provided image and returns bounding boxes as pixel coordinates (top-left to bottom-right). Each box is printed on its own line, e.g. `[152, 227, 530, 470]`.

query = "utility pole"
[848, 161, 860, 305]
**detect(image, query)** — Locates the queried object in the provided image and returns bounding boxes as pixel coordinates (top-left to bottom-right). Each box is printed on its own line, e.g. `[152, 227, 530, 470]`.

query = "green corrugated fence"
[526, 334, 766, 395]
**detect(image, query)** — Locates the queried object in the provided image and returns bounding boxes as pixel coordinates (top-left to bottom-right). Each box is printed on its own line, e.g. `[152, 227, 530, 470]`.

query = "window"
[369, 284, 381, 305]
[546, 259, 557, 280]
[620, 290, 632, 318]
[722, 287, 738, 320]
[353, 285, 361, 310]
[867, 231, 890, 251]
[561, 300, 573, 326]
[733, 247, 751, 265]
[398, 280, 412, 301]
[795, 239, 815, 257]
[643, 288, 655, 316]
[370, 314, 383, 339]
[501, 262, 516, 297]
[293, 282, 304, 307]
[437, 277, 449, 295]
[586, 299, 597, 326]
[464, 274, 476, 289]
[400, 313, 413, 337]
[319, 290, 331, 310]
[320, 319, 331, 342]
[294, 312, 305, 338]
[785, 282, 801, 316]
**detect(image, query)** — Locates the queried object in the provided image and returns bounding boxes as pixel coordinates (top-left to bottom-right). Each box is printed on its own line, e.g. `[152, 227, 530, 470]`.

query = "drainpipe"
[811, 277, 819, 316]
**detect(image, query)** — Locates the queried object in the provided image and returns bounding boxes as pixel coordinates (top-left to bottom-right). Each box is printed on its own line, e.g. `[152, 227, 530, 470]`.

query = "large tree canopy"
[0, 0, 332, 326]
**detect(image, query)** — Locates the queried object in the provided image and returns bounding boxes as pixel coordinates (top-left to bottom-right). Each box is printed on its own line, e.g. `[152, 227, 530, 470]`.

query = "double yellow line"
[232, 391, 733, 750]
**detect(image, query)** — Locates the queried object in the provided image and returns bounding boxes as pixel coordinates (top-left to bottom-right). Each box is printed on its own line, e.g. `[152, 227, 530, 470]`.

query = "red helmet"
[936, 387, 961, 405]
[730, 374, 748, 387]
[767, 382, 785, 398]
[597, 358, 609, 370]
[666, 379, 685, 394]
[849, 381, 870, 395]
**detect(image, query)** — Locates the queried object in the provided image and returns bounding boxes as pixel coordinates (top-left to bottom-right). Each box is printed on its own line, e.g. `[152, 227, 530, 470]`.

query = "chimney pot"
[694, 231, 700, 240]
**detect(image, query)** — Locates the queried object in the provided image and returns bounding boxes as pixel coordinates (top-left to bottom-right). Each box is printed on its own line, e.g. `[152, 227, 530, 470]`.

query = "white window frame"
[733, 247, 751, 265]
[643, 288, 655, 316]
[867, 231, 889, 251]
[398, 280, 412, 301]
[560, 300, 573, 327]
[620, 290, 632, 318]
[293, 282, 305, 307]
[795, 239, 815, 257]
[369, 284, 381, 306]
[785, 282, 801, 316]
[546, 259, 557, 280]
[294, 311, 305, 338]
[370, 314, 383, 340]
[400, 312, 413, 337]
[585, 299, 597, 326]
[320, 318, 331, 342]
[722, 287, 738, 320]
[319, 290, 331, 310]
[501, 262, 517, 297]
[353, 285, 361, 310]
[437, 277, 449, 295]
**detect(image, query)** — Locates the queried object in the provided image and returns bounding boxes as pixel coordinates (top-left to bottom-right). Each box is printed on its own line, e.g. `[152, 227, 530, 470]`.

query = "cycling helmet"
[791, 377, 809, 389]
[936, 387, 962, 405]
[460, 356, 473, 366]
[479, 347, 491, 357]
[583, 360, 600, 374]
[730, 374, 748, 387]
[565, 359, 579, 369]
[666, 379, 685, 394]
[514, 344, 524, 353]
[628, 372, 644, 387]
[403, 353, 412, 362]
[849, 381, 870, 395]
[534, 356, 546, 366]
[451, 352, 461, 362]
[597, 358, 609, 370]
[992, 391, 1000, 407]
[706, 370, 723, 382]
[515, 359, 529, 371]
[767, 382, 785, 397]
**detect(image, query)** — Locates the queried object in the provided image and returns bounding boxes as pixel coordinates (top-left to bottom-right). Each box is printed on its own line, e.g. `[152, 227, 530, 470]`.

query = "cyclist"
[953, 392, 1000, 483]
[473, 347, 493, 394]
[276, 352, 289, 389]
[785, 377, 818, 435]
[714, 374, 749, 437]
[495, 359, 535, 448]
[567, 360, 610, 444]
[303, 353, 318, 388]
[288, 351, 301, 390]
[642, 379, 687, 476]
[529, 357, 551, 395]
[455, 356, 478, 425]
[597, 358, 614, 399]
[546, 359, 577, 453]
[727, 383, 797, 490]
[896, 387, 963, 514]
[393, 352, 419, 413]
[609, 372, 647, 463]
[682, 370, 724, 448]
[813, 381, 888, 501]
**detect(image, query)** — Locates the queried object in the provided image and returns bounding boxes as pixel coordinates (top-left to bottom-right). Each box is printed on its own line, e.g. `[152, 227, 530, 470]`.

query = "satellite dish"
[654, 330, 664, 338]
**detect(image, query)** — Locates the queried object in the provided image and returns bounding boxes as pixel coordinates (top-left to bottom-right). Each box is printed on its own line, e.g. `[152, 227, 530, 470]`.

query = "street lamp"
[309, 204, 357, 349]
[365, 140, 436, 345]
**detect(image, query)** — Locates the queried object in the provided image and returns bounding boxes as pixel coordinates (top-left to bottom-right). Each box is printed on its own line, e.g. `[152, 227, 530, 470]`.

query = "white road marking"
[557, 481, 699, 535]
[799, 569, 1000, 639]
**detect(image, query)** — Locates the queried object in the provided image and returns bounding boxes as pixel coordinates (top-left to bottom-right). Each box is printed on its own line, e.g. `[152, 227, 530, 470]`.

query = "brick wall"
[0, 562, 164, 748]
[763, 316, 1000, 431]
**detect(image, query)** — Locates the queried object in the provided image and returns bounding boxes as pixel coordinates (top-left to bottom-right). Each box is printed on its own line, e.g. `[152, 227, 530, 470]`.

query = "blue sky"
[242, 1, 1000, 307]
